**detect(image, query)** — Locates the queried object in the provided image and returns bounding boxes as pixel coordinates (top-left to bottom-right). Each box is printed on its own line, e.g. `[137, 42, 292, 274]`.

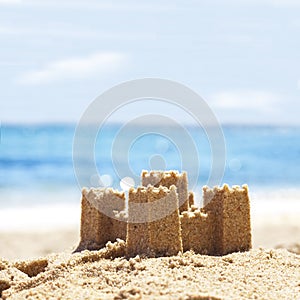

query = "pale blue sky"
[0, 0, 300, 124]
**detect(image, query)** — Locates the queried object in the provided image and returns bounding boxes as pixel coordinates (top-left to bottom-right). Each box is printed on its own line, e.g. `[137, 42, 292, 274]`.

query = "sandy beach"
[1, 190, 299, 260]
[0, 212, 299, 260]
[0, 213, 299, 260]
[0, 191, 299, 299]
[1, 242, 299, 299]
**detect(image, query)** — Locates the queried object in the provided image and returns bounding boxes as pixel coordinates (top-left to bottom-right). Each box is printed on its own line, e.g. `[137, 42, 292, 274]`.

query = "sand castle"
[77, 171, 252, 256]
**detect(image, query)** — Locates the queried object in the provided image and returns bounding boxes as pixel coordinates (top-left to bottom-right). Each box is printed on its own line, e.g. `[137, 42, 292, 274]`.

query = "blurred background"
[0, 0, 300, 258]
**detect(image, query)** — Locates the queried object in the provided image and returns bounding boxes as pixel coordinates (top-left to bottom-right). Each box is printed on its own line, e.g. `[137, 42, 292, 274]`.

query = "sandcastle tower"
[77, 188, 127, 251]
[127, 185, 182, 257]
[202, 184, 252, 255]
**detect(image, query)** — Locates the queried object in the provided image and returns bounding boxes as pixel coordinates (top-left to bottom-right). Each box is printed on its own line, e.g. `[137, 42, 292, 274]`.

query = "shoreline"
[1, 187, 299, 230]
[0, 188, 299, 259]
[0, 205, 299, 260]
[1, 219, 299, 260]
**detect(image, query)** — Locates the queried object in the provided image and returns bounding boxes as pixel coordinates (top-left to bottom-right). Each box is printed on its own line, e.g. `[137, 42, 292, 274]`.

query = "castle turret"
[77, 188, 126, 251]
[202, 184, 252, 255]
[127, 185, 182, 257]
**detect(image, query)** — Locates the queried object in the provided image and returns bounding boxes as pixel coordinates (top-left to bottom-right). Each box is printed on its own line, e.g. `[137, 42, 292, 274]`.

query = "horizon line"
[1, 121, 300, 128]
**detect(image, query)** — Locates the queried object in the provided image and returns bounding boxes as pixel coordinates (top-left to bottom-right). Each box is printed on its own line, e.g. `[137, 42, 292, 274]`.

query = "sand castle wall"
[180, 209, 214, 254]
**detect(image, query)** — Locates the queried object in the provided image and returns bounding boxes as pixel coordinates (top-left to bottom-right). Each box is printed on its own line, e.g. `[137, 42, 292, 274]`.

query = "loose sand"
[0, 240, 299, 300]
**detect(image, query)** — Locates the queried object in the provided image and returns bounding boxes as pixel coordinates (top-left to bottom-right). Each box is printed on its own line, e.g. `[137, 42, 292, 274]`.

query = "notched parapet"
[141, 170, 189, 212]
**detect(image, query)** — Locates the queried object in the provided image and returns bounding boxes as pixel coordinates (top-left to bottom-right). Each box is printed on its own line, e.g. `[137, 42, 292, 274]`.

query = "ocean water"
[0, 124, 300, 209]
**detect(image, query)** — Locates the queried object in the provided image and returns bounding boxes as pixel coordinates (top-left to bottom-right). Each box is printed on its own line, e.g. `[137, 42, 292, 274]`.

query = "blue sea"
[1, 123, 300, 208]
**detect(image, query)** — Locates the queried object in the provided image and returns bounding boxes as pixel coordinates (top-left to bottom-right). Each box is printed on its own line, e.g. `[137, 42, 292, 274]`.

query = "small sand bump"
[14, 258, 48, 278]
